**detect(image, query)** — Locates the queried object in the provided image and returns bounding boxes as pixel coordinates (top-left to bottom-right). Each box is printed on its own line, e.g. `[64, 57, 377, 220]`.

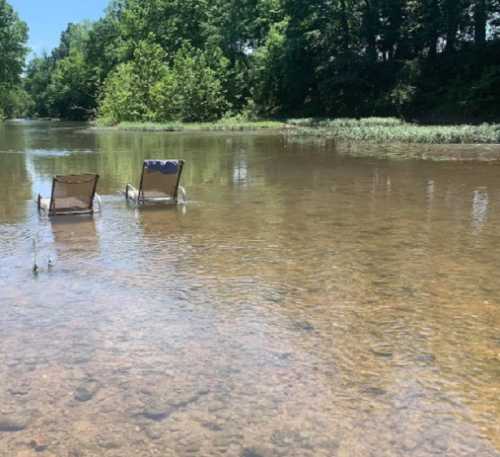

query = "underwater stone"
[0, 414, 30, 432]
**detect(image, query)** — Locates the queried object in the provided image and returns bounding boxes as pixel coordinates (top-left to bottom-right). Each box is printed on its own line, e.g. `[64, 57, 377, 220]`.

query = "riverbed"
[1, 120, 499, 456]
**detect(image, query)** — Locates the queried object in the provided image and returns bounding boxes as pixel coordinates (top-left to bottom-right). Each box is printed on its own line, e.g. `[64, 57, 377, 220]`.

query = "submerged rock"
[74, 379, 100, 402]
[143, 424, 163, 441]
[415, 353, 436, 363]
[293, 320, 315, 332]
[143, 405, 170, 422]
[370, 348, 393, 358]
[363, 386, 387, 397]
[141, 389, 210, 422]
[241, 446, 274, 457]
[0, 414, 30, 432]
[8, 384, 30, 396]
[96, 435, 122, 449]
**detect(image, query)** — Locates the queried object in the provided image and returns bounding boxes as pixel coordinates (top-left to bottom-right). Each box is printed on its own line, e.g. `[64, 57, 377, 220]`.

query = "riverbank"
[98, 117, 500, 145]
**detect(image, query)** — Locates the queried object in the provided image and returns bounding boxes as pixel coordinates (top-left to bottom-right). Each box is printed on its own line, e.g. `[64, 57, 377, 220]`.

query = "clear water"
[1, 120, 499, 457]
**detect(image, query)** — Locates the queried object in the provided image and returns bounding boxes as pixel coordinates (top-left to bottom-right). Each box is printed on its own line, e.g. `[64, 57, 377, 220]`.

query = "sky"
[9, 0, 110, 57]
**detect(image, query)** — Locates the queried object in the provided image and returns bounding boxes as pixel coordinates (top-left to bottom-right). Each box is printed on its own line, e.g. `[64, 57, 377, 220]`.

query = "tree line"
[2, 0, 500, 123]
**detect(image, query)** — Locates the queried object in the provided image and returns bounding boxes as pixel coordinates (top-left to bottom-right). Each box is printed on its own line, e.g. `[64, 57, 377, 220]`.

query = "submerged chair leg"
[36, 194, 50, 214]
[125, 184, 139, 203]
[177, 186, 187, 204]
[94, 194, 102, 212]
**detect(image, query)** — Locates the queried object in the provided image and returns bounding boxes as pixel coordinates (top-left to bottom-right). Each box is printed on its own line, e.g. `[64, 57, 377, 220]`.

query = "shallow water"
[1, 120, 499, 457]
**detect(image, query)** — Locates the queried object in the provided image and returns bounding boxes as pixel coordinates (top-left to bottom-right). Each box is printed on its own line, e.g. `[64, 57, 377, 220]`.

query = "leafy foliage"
[0, 0, 28, 118]
[13, 0, 500, 122]
[100, 40, 228, 123]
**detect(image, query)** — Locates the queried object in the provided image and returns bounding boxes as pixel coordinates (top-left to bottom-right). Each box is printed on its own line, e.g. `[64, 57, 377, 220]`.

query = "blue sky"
[10, 0, 109, 57]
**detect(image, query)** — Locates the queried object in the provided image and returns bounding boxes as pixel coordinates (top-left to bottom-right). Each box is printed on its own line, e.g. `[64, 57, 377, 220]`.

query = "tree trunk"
[340, 0, 350, 52]
[363, 0, 378, 62]
[444, 0, 459, 53]
[474, 0, 487, 45]
[426, 0, 440, 57]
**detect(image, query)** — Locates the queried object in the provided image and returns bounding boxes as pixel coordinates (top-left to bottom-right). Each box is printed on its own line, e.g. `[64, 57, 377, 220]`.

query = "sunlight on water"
[0, 120, 499, 457]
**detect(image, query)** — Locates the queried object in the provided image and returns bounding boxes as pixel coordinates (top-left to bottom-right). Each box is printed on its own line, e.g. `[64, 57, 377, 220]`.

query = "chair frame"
[126, 160, 185, 205]
[37, 174, 100, 216]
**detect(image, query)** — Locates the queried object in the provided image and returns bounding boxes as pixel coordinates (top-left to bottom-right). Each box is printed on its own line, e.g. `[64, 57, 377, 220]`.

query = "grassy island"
[98, 117, 500, 147]
[285, 118, 500, 144]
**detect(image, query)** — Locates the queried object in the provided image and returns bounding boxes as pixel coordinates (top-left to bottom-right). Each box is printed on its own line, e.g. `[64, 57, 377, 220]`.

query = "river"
[0, 120, 499, 457]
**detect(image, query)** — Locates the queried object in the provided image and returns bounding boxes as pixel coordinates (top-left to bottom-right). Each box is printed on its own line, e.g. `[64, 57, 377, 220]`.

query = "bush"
[99, 39, 229, 124]
[99, 38, 167, 123]
[0, 85, 33, 119]
[157, 44, 230, 122]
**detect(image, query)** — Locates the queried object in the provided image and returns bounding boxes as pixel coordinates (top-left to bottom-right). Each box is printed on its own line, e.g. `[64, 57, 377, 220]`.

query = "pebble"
[241, 446, 274, 457]
[8, 385, 30, 396]
[363, 386, 387, 397]
[415, 353, 436, 363]
[96, 435, 122, 449]
[293, 321, 315, 332]
[401, 436, 420, 452]
[142, 389, 209, 422]
[370, 349, 393, 358]
[30, 433, 48, 451]
[143, 425, 163, 441]
[143, 405, 171, 421]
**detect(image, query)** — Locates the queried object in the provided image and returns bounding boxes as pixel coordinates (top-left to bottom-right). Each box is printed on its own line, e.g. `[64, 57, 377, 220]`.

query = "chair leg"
[177, 186, 187, 204]
[94, 193, 102, 212]
[125, 184, 138, 203]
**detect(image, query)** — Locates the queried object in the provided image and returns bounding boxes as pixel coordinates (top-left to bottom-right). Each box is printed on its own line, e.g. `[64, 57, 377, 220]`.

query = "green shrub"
[99, 38, 167, 123]
[99, 39, 229, 124]
[156, 44, 230, 122]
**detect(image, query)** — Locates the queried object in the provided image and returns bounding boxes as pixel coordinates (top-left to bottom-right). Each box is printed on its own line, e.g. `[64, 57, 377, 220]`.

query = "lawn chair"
[37, 174, 101, 216]
[125, 160, 186, 205]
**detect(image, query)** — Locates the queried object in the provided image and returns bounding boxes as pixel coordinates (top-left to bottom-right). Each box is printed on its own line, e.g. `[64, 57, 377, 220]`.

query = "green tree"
[159, 43, 230, 121]
[100, 38, 167, 122]
[251, 20, 288, 115]
[24, 54, 54, 117]
[21, 0, 500, 122]
[45, 49, 97, 119]
[0, 0, 28, 118]
[100, 39, 229, 123]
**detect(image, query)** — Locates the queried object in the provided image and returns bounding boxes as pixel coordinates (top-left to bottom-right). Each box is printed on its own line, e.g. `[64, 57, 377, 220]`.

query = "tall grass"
[96, 118, 283, 132]
[287, 117, 405, 128]
[286, 118, 500, 144]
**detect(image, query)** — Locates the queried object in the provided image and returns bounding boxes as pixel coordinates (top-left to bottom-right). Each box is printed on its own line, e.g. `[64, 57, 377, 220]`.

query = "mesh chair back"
[139, 160, 184, 201]
[50, 174, 99, 215]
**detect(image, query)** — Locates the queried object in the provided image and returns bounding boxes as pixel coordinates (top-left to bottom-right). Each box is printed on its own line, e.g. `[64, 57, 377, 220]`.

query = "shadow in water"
[49, 215, 100, 262]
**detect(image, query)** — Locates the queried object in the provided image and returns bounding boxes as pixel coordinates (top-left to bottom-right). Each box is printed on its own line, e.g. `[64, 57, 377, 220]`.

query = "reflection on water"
[0, 120, 499, 457]
[50, 216, 101, 263]
[472, 189, 489, 234]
